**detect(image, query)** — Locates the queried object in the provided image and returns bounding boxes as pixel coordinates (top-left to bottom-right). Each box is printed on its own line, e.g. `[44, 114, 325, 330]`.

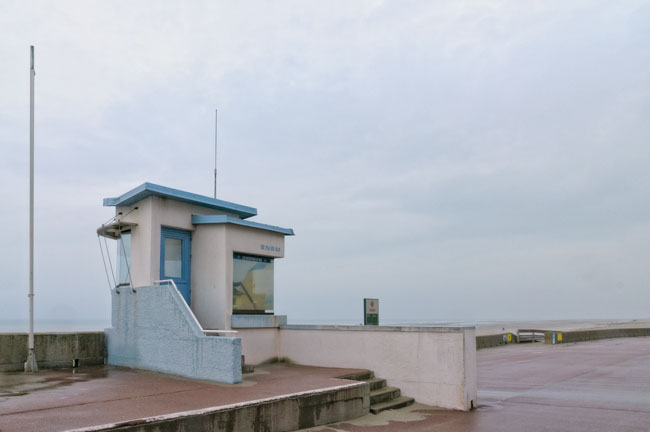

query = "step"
[364, 377, 387, 391]
[339, 370, 374, 381]
[370, 396, 415, 414]
[370, 386, 401, 405]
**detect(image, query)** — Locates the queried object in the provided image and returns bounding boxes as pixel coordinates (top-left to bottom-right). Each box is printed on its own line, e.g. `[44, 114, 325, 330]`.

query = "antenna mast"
[214, 109, 217, 198]
[26, 45, 38, 372]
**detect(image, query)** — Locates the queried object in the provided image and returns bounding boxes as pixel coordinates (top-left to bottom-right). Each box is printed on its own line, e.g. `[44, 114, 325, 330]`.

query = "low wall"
[0, 332, 105, 372]
[238, 325, 476, 411]
[105, 285, 242, 384]
[544, 328, 650, 344]
[237, 328, 280, 365]
[476, 333, 516, 350]
[68, 383, 368, 432]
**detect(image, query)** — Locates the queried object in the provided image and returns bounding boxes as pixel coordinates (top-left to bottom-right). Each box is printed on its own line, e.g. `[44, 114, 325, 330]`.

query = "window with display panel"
[232, 253, 274, 313]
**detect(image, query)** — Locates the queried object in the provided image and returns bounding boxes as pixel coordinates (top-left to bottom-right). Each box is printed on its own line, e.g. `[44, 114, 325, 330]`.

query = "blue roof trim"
[191, 215, 294, 236]
[103, 183, 257, 219]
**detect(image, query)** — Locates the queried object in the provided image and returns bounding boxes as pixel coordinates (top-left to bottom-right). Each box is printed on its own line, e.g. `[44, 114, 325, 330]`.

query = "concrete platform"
[304, 337, 650, 431]
[0, 363, 369, 431]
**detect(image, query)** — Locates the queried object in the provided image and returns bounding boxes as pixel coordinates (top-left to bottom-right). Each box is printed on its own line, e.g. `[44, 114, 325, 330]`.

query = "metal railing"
[517, 329, 547, 343]
[153, 279, 238, 336]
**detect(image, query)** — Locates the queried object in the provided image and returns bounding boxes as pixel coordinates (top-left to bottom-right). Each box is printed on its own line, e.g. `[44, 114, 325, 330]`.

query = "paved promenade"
[3, 337, 650, 431]
[307, 337, 650, 431]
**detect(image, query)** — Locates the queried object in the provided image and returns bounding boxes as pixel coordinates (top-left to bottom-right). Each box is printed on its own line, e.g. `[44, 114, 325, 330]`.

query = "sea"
[3, 317, 633, 334]
[0, 317, 483, 333]
[0, 319, 112, 333]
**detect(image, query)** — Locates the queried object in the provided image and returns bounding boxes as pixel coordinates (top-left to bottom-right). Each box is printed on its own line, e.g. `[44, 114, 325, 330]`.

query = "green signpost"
[364, 298, 379, 325]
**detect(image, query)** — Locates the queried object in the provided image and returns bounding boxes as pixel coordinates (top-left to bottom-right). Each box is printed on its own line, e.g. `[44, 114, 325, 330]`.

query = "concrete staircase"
[344, 371, 414, 414]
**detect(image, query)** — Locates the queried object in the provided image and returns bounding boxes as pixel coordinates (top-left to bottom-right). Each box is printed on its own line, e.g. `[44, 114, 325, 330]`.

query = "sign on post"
[364, 298, 379, 325]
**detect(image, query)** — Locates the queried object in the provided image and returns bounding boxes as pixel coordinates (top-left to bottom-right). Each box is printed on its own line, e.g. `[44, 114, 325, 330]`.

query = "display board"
[364, 298, 379, 325]
[232, 253, 274, 313]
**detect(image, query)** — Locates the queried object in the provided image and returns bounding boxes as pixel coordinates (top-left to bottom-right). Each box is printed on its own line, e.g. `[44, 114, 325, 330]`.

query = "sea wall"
[476, 333, 517, 349]
[545, 328, 650, 344]
[105, 285, 242, 384]
[0, 332, 105, 372]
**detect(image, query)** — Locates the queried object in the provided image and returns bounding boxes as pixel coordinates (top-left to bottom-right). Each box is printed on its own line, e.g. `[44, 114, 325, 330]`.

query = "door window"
[163, 237, 183, 278]
[160, 227, 192, 306]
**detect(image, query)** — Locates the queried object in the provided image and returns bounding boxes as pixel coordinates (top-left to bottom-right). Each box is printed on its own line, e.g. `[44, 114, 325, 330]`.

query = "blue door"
[160, 227, 191, 306]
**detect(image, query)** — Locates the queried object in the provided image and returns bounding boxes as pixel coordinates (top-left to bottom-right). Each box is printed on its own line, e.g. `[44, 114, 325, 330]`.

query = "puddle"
[0, 366, 109, 398]
[301, 403, 444, 431]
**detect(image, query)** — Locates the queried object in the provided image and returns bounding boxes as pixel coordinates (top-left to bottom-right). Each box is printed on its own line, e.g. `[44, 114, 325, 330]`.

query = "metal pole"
[25, 45, 38, 372]
[214, 109, 217, 199]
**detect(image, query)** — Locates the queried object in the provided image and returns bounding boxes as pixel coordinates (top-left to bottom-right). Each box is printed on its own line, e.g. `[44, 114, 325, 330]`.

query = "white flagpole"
[25, 45, 38, 372]
[214, 109, 217, 199]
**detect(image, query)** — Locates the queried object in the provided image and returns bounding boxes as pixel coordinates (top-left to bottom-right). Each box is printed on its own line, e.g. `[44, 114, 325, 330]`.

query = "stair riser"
[370, 397, 415, 414]
[367, 379, 387, 391]
[342, 371, 374, 381]
[347, 371, 415, 415]
[370, 389, 401, 405]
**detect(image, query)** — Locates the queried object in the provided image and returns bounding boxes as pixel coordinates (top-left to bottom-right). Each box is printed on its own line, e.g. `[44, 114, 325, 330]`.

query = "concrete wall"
[544, 328, 650, 344]
[0, 332, 105, 372]
[237, 328, 281, 365]
[105, 284, 242, 384]
[463, 329, 477, 410]
[476, 333, 516, 350]
[237, 325, 477, 411]
[69, 383, 368, 432]
[191, 224, 227, 330]
[232, 314, 287, 328]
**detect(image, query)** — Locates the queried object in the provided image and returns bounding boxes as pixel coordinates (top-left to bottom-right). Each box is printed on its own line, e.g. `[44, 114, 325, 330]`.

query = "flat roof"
[191, 214, 294, 235]
[103, 183, 257, 219]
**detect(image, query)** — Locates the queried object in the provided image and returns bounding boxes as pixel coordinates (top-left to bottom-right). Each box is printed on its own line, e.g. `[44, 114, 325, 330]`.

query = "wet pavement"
[305, 337, 650, 432]
[2, 337, 650, 431]
[0, 363, 367, 431]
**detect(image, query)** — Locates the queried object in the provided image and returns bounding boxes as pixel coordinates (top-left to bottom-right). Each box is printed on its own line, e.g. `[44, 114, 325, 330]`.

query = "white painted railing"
[152, 280, 238, 336]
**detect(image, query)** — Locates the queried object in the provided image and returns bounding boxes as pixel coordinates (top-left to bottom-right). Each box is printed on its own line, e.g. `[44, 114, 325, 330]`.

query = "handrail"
[153, 280, 238, 336]
[204, 330, 239, 334]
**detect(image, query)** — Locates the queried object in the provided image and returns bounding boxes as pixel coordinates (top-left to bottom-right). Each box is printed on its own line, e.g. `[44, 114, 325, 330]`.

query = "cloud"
[1, 0, 649, 324]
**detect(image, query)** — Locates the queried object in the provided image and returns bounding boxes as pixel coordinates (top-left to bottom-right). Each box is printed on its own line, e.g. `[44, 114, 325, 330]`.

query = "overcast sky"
[1, 1, 649, 326]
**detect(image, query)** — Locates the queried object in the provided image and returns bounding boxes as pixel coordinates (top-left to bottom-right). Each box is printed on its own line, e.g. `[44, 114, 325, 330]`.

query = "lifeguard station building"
[99, 183, 293, 383]
[99, 182, 477, 412]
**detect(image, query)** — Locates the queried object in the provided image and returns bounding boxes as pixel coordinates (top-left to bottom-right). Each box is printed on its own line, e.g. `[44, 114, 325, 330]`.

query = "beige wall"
[116, 197, 154, 288]
[236, 326, 477, 411]
[236, 328, 281, 365]
[463, 329, 477, 409]
[192, 225, 228, 330]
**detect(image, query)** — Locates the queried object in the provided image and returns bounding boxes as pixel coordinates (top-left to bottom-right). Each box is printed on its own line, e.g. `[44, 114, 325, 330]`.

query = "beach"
[473, 318, 650, 336]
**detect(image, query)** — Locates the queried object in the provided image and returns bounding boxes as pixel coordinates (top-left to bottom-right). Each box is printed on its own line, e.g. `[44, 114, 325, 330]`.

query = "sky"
[1, 1, 649, 326]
